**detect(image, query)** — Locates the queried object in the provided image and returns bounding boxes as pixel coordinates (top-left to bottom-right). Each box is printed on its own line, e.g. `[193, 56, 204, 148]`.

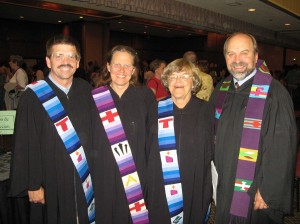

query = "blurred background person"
[147, 58, 170, 101]
[183, 51, 214, 101]
[4, 55, 28, 110]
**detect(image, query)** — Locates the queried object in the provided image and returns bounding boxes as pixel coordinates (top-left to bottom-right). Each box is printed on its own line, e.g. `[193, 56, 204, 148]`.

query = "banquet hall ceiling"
[0, 0, 299, 48]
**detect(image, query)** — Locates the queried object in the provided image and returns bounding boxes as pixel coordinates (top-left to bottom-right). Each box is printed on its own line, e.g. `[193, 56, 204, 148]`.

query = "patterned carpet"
[208, 188, 300, 224]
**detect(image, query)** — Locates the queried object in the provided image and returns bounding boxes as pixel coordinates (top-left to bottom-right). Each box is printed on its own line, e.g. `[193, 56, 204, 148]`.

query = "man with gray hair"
[210, 32, 297, 224]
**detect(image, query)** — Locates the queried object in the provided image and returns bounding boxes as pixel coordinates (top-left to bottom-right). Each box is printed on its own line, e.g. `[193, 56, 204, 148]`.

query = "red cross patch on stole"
[101, 110, 119, 123]
[129, 201, 145, 212]
[159, 117, 173, 128]
[55, 117, 69, 132]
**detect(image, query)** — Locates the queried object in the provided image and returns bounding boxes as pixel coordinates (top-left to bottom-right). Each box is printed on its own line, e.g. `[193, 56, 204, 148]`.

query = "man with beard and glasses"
[9, 35, 97, 224]
[209, 32, 297, 224]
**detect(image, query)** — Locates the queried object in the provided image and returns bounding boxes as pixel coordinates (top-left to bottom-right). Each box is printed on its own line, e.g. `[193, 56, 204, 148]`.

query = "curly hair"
[161, 58, 201, 95]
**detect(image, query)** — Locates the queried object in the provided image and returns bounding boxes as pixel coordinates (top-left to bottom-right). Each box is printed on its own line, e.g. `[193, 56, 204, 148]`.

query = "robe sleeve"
[9, 89, 44, 197]
[253, 80, 297, 215]
[142, 87, 157, 159]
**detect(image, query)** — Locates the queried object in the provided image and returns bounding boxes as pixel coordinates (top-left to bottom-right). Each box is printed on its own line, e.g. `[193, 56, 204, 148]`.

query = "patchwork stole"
[158, 97, 184, 224]
[92, 86, 149, 224]
[214, 60, 272, 220]
[27, 80, 95, 224]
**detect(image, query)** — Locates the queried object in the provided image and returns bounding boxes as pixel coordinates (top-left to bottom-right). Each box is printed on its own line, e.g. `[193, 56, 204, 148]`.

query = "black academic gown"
[147, 96, 214, 224]
[9, 77, 97, 224]
[210, 76, 297, 224]
[92, 85, 156, 224]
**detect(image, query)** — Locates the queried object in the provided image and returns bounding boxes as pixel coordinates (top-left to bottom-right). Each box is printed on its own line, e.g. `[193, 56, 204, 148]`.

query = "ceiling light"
[79, 16, 83, 19]
[144, 31, 147, 34]
[20, 16, 24, 19]
[248, 8, 256, 12]
[121, 28, 124, 31]
[284, 23, 291, 26]
[118, 21, 122, 24]
[58, 20, 62, 23]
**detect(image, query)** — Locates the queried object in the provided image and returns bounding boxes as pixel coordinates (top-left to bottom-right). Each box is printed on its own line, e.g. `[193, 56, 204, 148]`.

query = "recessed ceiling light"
[166, 30, 170, 32]
[118, 21, 122, 24]
[79, 16, 83, 19]
[144, 31, 147, 34]
[121, 28, 124, 31]
[58, 20, 62, 23]
[20, 16, 24, 19]
[285, 23, 291, 26]
[293, 58, 297, 61]
[248, 8, 256, 12]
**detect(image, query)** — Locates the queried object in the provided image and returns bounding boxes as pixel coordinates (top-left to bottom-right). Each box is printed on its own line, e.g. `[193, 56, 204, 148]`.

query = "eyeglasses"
[111, 63, 134, 72]
[51, 52, 79, 61]
[168, 73, 192, 82]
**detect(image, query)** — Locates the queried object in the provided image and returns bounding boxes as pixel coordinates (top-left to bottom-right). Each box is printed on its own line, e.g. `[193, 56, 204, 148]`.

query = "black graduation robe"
[147, 96, 214, 224]
[210, 75, 297, 224]
[92, 85, 156, 224]
[9, 77, 98, 224]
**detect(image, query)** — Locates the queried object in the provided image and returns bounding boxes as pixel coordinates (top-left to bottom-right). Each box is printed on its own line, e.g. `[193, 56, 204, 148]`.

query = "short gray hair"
[161, 58, 201, 95]
[9, 55, 24, 67]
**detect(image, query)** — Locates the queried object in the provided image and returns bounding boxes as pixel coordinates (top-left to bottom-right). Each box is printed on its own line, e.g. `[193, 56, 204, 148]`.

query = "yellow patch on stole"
[238, 148, 258, 162]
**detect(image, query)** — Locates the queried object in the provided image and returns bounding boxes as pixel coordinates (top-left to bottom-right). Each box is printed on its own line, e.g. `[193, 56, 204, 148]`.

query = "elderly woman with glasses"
[91, 45, 156, 223]
[147, 58, 214, 224]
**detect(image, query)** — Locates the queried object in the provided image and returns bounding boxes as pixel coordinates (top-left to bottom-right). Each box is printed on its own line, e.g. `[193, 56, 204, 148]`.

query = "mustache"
[231, 62, 247, 67]
[58, 64, 73, 69]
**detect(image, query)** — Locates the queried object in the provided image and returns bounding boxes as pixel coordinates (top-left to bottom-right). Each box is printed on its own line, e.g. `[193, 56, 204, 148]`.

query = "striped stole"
[214, 60, 272, 221]
[92, 86, 149, 224]
[27, 80, 95, 224]
[158, 97, 184, 224]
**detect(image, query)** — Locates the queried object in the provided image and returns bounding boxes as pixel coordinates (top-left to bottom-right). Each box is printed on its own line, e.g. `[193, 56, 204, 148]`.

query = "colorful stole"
[27, 80, 95, 224]
[92, 86, 149, 224]
[214, 60, 272, 221]
[158, 97, 184, 224]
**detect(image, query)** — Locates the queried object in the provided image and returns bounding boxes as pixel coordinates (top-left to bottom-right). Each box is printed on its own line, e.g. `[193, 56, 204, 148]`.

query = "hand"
[253, 189, 268, 210]
[28, 187, 45, 204]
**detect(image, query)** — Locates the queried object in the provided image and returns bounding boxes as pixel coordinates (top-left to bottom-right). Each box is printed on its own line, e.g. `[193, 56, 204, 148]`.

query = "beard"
[228, 61, 255, 81]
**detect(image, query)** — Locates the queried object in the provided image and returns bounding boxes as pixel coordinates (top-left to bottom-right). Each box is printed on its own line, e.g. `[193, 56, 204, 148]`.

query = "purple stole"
[92, 86, 149, 224]
[215, 60, 272, 221]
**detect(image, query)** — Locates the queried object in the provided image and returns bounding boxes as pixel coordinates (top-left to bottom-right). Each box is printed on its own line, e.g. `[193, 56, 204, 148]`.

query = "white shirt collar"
[233, 68, 257, 87]
[48, 74, 72, 95]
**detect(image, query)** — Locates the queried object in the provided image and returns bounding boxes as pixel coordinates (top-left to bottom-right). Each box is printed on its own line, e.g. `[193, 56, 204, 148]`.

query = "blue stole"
[158, 97, 184, 224]
[27, 80, 95, 224]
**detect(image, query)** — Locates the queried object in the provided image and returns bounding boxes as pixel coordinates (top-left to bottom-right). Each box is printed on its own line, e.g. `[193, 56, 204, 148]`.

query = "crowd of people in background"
[1, 50, 299, 111]
[0, 31, 298, 224]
